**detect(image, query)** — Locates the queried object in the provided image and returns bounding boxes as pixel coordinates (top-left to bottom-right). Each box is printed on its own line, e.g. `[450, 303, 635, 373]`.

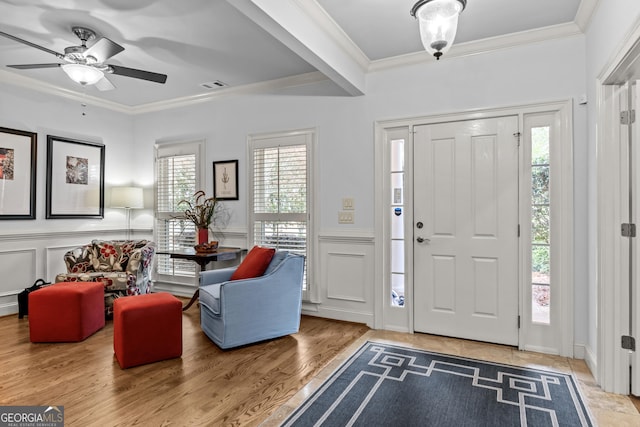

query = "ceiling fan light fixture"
[411, 0, 466, 60]
[61, 63, 104, 85]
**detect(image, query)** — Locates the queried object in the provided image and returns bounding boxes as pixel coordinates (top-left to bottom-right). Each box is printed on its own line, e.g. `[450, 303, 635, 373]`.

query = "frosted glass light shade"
[411, 0, 466, 60]
[110, 187, 144, 209]
[61, 63, 104, 85]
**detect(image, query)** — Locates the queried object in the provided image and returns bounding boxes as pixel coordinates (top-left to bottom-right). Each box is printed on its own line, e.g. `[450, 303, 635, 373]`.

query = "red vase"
[197, 228, 209, 244]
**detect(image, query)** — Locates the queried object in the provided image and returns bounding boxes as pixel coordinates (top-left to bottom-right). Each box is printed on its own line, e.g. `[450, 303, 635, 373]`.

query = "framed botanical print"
[46, 135, 105, 219]
[0, 127, 37, 219]
[213, 160, 239, 200]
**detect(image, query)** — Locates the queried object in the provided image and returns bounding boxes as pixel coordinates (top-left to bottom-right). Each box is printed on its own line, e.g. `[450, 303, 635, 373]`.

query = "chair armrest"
[199, 267, 236, 286]
[125, 243, 155, 275]
[64, 244, 94, 273]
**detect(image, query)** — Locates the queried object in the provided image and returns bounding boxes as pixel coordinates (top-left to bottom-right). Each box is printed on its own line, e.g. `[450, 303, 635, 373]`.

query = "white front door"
[413, 116, 520, 345]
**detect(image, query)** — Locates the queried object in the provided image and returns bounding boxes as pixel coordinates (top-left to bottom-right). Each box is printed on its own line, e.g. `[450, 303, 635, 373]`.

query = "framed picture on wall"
[0, 127, 37, 220]
[46, 135, 105, 219]
[213, 160, 238, 200]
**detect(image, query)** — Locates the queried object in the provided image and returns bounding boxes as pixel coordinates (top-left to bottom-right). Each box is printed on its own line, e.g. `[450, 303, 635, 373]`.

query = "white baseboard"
[302, 305, 373, 328]
[583, 344, 598, 382]
[0, 301, 17, 317]
[573, 343, 586, 359]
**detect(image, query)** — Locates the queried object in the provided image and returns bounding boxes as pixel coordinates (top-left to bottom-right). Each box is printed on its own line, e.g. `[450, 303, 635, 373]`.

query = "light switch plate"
[342, 197, 354, 210]
[338, 211, 354, 224]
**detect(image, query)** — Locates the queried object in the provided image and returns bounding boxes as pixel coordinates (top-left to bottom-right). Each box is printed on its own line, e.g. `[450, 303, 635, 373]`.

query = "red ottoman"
[113, 292, 182, 369]
[29, 281, 105, 343]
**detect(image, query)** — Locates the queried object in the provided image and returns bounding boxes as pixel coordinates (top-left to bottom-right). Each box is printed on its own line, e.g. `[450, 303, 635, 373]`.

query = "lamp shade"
[61, 63, 104, 85]
[411, 0, 466, 60]
[110, 187, 144, 209]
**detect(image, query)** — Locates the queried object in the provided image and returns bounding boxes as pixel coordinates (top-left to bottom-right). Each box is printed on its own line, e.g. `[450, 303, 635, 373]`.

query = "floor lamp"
[110, 187, 144, 240]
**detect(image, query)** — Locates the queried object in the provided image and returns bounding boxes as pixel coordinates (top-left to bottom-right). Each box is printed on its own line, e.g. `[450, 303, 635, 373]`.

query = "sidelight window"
[390, 138, 405, 307]
[531, 126, 551, 324]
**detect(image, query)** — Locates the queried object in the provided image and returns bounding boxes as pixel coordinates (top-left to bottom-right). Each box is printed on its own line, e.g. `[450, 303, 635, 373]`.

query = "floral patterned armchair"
[55, 240, 155, 318]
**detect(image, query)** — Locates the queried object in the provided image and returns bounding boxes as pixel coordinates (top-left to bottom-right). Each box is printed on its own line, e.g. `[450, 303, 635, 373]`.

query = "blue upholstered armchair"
[199, 251, 305, 349]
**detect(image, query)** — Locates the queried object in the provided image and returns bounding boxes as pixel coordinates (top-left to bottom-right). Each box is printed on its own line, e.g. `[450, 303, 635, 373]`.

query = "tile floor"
[263, 330, 640, 426]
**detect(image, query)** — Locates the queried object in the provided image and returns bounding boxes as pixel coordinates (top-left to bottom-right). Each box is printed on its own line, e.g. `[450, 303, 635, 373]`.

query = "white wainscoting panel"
[0, 248, 37, 316]
[326, 251, 367, 302]
[310, 231, 375, 327]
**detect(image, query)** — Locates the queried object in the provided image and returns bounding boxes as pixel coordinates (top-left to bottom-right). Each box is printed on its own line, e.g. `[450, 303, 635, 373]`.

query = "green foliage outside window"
[531, 126, 550, 277]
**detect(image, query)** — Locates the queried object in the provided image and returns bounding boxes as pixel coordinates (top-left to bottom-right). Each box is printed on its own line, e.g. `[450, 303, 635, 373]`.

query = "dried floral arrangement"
[178, 190, 218, 229]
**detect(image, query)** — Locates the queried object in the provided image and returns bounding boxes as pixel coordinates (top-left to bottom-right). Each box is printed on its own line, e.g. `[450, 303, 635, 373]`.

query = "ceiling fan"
[0, 26, 167, 91]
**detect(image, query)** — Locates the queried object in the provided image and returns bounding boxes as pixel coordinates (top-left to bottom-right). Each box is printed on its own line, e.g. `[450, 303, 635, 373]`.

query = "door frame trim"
[596, 14, 640, 395]
[374, 100, 574, 356]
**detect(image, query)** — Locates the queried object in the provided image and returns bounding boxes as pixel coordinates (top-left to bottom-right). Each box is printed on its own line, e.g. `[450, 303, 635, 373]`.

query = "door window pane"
[531, 126, 550, 324]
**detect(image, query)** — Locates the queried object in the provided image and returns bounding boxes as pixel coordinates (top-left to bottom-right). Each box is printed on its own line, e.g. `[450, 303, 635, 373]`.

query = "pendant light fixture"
[411, 0, 467, 60]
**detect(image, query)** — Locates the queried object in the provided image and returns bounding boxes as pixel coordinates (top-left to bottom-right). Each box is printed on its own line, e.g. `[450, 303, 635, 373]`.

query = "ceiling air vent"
[200, 80, 228, 90]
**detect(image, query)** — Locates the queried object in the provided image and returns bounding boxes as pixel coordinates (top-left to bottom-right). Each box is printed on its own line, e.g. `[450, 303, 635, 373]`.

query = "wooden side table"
[157, 247, 246, 310]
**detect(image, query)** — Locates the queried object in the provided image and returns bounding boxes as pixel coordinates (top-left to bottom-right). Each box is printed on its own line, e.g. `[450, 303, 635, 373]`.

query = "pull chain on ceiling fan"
[0, 26, 167, 91]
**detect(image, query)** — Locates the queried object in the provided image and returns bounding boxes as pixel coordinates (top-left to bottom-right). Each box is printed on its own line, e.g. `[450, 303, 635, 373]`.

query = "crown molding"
[0, 69, 329, 115]
[574, 0, 600, 32]
[296, 0, 370, 71]
[130, 71, 329, 114]
[0, 69, 135, 114]
[369, 22, 583, 72]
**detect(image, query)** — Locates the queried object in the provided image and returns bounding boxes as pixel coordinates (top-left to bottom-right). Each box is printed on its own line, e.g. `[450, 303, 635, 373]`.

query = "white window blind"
[155, 141, 204, 278]
[250, 134, 311, 294]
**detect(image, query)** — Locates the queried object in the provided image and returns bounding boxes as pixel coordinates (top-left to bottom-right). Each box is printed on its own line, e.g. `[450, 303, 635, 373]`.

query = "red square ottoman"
[29, 281, 105, 343]
[113, 292, 182, 369]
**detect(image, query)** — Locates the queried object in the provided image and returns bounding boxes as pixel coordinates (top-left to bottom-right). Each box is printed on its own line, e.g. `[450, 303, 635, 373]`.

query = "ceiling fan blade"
[0, 31, 64, 59]
[108, 64, 167, 84]
[95, 76, 115, 91]
[84, 37, 124, 63]
[7, 63, 61, 69]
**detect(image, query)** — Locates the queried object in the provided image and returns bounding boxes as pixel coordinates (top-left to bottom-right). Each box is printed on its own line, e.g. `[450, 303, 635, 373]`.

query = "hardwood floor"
[0, 307, 368, 426]
[265, 329, 640, 427]
[2, 306, 640, 426]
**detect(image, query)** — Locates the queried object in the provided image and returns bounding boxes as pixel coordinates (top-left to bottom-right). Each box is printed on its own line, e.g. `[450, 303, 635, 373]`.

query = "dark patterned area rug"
[281, 341, 593, 426]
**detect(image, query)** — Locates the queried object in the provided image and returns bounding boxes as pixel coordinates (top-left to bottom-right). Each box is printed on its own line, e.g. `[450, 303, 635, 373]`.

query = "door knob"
[416, 237, 430, 243]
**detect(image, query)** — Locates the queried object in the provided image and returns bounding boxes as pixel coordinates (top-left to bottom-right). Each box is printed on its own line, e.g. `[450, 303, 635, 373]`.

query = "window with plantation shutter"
[155, 140, 205, 282]
[249, 131, 313, 299]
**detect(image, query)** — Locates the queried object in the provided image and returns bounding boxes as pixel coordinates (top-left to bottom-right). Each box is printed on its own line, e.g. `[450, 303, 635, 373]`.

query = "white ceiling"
[0, 0, 592, 110]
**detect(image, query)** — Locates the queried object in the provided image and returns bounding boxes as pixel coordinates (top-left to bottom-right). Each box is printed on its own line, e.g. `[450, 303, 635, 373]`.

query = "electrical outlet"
[342, 197, 354, 210]
[338, 211, 354, 224]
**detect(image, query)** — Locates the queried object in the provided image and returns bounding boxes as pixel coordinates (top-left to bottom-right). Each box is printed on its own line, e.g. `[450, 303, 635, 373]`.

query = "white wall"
[133, 94, 371, 231]
[0, 82, 142, 232]
[0, 81, 147, 315]
[130, 35, 588, 332]
[584, 1, 640, 368]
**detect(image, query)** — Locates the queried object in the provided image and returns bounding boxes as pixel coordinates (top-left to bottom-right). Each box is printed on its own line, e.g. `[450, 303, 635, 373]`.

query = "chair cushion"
[200, 283, 222, 315]
[230, 246, 275, 280]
